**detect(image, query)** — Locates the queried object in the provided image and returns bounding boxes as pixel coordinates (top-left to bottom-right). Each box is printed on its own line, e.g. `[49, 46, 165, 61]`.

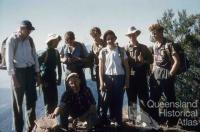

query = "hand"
[12, 74, 21, 88]
[61, 57, 67, 63]
[138, 52, 144, 63]
[100, 82, 106, 92]
[35, 73, 41, 87]
[123, 81, 129, 90]
[169, 71, 175, 77]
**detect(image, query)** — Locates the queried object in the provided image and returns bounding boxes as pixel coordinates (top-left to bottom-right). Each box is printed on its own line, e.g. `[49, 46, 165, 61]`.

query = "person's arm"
[6, 36, 21, 88]
[98, 50, 105, 91]
[31, 41, 41, 86]
[168, 44, 180, 77]
[170, 53, 180, 77]
[56, 50, 62, 85]
[6, 36, 15, 75]
[31, 40, 40, 74]
[123, 51, 130, 89]
[89, 48, 95, 80]
[49, 106, 61, 118]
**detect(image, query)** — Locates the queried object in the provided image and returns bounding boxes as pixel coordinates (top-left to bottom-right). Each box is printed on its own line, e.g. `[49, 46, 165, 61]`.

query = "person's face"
[49, 39, 59, 48]
[20, 27, 32, 39]
[68, 77, 80, 93]
[128, 33, 138, 43]
[65, 35, 74, 45]
[91, 30, 101, 40]
[151, 30, 163, 41]
[106, 34, 116, 45]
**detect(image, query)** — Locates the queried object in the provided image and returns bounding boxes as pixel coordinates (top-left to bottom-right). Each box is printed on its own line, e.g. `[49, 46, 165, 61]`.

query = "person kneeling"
[50, 73, 97, 130]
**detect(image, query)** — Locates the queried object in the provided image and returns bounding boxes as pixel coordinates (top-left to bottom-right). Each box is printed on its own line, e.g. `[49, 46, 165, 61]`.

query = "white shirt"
[6, 33, 39, 75]
[99, 46, 128, 75]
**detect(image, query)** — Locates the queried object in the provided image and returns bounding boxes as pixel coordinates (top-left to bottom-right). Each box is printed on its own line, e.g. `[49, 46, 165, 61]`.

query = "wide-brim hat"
[125, 26, 141, 36]
[20, 20, 35, 30]
[65, 73, 79, 82]
[45, 34, 61, 44]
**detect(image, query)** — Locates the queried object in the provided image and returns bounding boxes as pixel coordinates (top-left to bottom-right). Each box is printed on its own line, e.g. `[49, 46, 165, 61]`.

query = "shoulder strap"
[101, 48, 108, 63]
[117, 46, 125, 64]
[13, 35, 35, 58]
[28, 37, 34, 49]
[44, 50, 48, 63]
[13, 39, 19, 57]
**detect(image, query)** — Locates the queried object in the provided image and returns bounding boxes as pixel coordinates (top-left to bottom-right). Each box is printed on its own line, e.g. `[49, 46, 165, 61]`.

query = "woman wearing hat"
[125, 26, 153, 126]
[50, 73, 97, 130]
[39, 34, 62, 115]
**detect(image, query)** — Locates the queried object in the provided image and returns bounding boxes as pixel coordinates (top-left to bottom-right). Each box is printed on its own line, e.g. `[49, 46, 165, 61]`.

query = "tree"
[157, 9, 200, 113]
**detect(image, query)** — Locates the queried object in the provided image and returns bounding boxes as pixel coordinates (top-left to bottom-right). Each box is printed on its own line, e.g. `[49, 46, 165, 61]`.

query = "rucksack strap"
[13, 36, 35, 58]
[102, 46, 124, 66]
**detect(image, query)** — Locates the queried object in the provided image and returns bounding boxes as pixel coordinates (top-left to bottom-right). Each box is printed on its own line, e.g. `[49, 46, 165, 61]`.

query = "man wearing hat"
[125, 26, 153, 125]
[38, 34, 62, 116]
[6, 20, 40, 132]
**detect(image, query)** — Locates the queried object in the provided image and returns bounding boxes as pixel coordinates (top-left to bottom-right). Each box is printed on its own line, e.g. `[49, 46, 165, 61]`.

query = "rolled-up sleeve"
[6, 37, 15, 75]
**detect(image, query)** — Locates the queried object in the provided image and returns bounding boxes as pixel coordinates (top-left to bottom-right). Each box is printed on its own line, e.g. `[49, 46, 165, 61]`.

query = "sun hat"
[125, 26, 141, 36]
[20, 20, 35, 30]
[45, 34, 61, 44]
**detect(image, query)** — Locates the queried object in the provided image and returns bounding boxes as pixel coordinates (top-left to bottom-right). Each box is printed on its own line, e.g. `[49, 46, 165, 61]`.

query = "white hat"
[125, 26, 141, 36]
[45, 33, 61, 44]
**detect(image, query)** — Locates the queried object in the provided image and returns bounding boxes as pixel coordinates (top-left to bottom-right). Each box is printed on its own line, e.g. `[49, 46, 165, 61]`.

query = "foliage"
[157, 9, 200, 112]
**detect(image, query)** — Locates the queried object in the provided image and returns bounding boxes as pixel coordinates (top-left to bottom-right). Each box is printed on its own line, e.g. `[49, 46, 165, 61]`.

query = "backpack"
[38, 49, 60, 78]
[0, 36, 34, 70]
[165, 42, 190, 75]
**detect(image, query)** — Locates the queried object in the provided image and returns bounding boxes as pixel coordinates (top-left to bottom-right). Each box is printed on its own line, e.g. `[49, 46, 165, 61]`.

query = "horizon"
[0, 0, 200, 51]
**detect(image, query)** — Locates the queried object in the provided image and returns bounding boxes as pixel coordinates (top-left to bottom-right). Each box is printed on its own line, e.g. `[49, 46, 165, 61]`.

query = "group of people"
[4, 20, 180, 132]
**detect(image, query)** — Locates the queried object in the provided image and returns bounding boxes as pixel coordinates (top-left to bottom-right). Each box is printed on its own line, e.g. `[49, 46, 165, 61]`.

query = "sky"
[0, 0, 200, 51]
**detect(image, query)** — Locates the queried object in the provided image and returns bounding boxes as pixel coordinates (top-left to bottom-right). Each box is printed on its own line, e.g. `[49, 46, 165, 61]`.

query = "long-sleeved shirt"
[6, 32, 39, 75]
[59, 87, 96, 118]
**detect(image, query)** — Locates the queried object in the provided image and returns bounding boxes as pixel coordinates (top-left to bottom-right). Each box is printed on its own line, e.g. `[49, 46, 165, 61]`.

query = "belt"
[15, 65, 35, 70]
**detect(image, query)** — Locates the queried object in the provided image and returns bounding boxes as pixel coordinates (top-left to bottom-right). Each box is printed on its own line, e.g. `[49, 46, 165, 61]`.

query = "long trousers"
[12, 66, 37, 132]
[126, 74, 149, 122]
[100, 75, 125, 125]
[149, 75, 177, 126]
[42, 72, 58, 115]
